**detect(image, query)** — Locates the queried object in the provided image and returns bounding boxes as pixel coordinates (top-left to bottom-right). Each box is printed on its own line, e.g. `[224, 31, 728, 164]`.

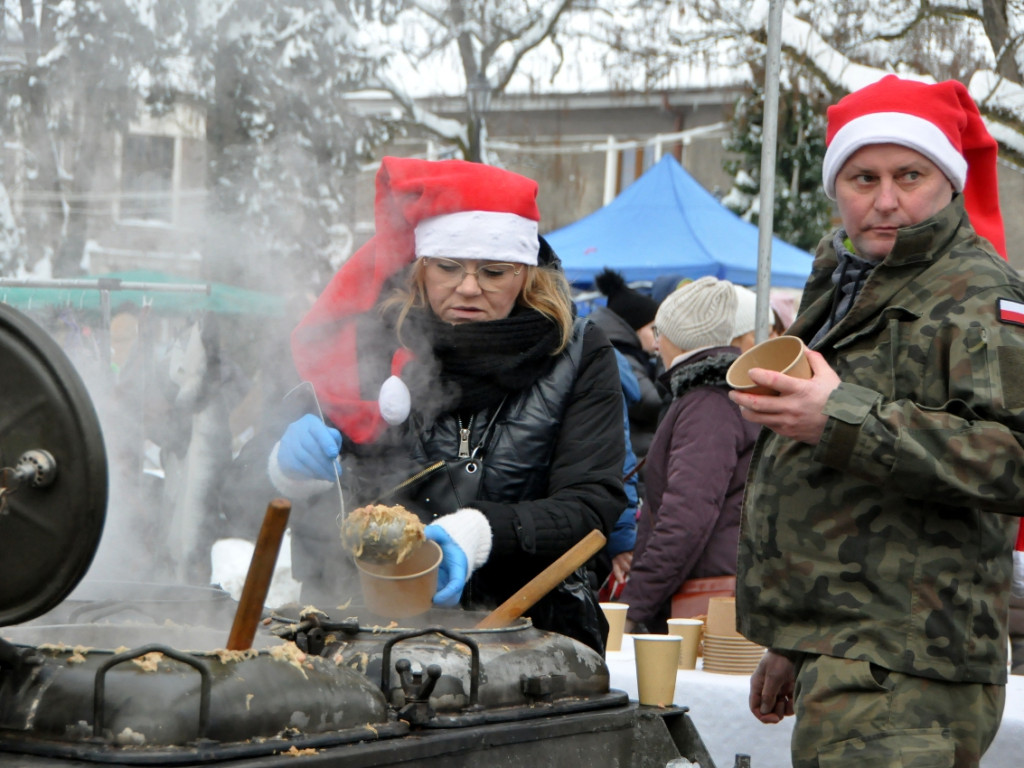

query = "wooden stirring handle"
[226, 498, 291, 651]
[475, 529, 607, 630]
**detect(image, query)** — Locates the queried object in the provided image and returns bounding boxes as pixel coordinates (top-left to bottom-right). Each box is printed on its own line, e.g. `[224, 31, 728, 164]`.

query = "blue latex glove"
[424, 525, 468, 607]
[278, 414, 342, 481]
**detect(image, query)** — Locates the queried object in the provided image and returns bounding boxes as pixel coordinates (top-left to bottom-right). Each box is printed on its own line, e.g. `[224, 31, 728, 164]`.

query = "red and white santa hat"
[822, 75, 1007, 259]
[290, 157, 541, 444]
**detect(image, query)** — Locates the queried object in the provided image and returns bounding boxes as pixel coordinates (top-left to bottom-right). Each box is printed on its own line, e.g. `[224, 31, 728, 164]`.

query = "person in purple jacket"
[622, 277, 760, 634]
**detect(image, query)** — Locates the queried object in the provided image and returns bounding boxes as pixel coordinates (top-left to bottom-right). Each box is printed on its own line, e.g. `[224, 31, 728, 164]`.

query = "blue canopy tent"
[544, 155, 814, 289]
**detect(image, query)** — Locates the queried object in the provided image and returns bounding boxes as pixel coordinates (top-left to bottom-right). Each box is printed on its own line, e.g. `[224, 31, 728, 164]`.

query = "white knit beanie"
[656, 276, 738, 351]
[732, 285, 759, 339]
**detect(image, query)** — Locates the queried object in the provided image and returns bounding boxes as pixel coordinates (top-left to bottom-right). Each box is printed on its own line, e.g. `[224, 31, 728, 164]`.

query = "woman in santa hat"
[265, 156, 627, 652]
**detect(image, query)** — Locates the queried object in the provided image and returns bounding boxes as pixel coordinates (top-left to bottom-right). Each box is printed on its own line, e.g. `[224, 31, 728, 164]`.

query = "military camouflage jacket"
[737, 197, 1024, 684]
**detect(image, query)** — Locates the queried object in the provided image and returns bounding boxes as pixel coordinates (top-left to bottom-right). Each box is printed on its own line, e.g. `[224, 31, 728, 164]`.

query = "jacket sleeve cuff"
[267, 441, 335, 499]
[815, 382, 882, 469]
[434, 508, 493, 574]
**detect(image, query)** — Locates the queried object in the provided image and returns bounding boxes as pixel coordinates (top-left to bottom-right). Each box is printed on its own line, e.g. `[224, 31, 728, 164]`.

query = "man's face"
[834, 143, 955, 261]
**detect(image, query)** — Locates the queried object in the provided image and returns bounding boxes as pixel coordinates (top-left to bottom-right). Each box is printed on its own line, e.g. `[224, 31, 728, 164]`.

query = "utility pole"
[467, 72, 492, 163]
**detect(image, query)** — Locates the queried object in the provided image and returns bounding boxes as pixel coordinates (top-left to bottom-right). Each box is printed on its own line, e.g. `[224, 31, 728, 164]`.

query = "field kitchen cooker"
[0, 302, 718, 768]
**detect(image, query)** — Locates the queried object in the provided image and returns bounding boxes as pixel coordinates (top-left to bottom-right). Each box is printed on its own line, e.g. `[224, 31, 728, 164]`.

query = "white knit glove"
[431, 508, 493, 574]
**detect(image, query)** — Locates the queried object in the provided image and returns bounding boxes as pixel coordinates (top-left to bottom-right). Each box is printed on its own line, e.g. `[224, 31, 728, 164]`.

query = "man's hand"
[749, 650, 797, 724]
[728, 349, 840, 445]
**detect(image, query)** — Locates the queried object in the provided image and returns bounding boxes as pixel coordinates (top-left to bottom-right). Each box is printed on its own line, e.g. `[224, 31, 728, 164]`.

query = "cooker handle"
[93, 644, 211, 741]
[380, 627, 481, 708]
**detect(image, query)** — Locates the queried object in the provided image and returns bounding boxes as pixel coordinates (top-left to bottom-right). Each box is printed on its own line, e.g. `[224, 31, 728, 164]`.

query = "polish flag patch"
[998, 298, 1024, 326]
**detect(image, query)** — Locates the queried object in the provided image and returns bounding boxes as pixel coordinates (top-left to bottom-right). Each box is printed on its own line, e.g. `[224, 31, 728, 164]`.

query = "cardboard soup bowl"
[726, 336, 811, 395]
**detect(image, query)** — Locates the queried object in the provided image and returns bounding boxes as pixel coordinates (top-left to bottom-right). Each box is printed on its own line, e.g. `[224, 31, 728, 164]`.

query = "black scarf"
[810, 231, 878, 347]
[407, 305, 563, 414]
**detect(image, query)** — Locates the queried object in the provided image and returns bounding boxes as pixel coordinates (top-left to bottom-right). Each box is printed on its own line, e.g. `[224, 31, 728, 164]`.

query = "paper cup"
[726, 335, 811, 395]
[705, 596, 741, 638]
[633, 634, 682, 706]
[355, 540, 441, 618]
[666, 618, 703, 670]
[600, 602, 629, 652]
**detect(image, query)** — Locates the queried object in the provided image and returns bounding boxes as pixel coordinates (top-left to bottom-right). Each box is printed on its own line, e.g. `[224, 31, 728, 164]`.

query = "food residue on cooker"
[132, 652, 164, 672]
[67, 646, 90, 665]
[346, 655, 370, 671]
[245, 693, 255, 711]
[365, 723, 379, 737]
[210, 647, 259, 664]
[340, 503, 424, 562]
[335, 598, 352, 611]
[268, 642, 311, 679]
[280, 745, 319, 757]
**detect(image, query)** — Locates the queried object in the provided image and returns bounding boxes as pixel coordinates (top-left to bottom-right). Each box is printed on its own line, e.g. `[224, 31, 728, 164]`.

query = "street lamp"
[467, 71, 492, 163]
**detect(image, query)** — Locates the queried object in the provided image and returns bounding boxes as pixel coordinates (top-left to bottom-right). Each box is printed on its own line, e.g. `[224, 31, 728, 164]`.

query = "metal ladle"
[340, 513, 425, 565]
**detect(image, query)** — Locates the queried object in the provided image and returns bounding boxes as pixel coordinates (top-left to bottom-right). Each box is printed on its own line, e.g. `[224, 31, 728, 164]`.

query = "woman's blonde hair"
[384, 260, 575, 353]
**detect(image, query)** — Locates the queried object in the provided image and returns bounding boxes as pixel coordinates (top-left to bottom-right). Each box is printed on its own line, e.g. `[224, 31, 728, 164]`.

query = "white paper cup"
[600, 602, 629, 652]
[633, 634, 682, 706]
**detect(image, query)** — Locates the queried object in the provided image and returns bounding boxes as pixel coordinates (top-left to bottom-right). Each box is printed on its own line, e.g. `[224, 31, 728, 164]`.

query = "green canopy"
[0, 270, 286, 317]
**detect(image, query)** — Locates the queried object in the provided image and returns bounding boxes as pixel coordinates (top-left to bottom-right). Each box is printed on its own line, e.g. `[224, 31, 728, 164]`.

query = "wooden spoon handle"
[226, 498, 291, 651]
[474, 529, 607, 630]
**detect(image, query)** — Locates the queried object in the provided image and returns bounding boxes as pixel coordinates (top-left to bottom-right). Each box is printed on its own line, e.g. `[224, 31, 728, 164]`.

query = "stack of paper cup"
[600, 602, 629, 652]
[702, 596, 765, 674]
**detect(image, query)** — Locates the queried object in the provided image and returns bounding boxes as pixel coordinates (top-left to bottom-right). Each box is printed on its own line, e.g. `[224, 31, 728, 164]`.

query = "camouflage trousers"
[790, 654, 1004, 768]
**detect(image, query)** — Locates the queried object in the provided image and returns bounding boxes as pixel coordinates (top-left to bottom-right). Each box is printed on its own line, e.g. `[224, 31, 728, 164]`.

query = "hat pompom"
[379, 375, 411, 426]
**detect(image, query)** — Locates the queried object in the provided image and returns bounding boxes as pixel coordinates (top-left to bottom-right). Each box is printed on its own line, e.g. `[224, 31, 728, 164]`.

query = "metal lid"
[0, 304, 107, 626]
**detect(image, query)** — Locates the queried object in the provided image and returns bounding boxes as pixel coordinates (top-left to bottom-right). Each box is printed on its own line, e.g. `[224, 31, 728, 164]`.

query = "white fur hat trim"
[822, 112, 966, 199]
[414, 211, 539, 265]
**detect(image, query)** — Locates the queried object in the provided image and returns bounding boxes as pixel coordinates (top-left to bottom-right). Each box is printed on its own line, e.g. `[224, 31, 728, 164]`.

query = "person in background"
[266, 157, 626, 652]
[731, 75, 1024, 767]
[590, 348, 642, 600]
[621, 277, 759, 634]
[591, 268, 665, 462]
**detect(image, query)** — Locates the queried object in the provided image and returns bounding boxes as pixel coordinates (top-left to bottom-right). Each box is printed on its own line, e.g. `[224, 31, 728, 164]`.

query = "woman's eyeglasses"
[424, 257, 523, 291]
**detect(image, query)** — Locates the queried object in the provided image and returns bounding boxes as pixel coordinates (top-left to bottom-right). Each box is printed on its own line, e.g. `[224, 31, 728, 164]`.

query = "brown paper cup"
[600, 602, 629, 652]
[633, 634, 682, 706]
[355, 540, 441, 618]
[705, 596, 742, 638]
[666, 618, 703, 669]
[726, 335, 811, 395]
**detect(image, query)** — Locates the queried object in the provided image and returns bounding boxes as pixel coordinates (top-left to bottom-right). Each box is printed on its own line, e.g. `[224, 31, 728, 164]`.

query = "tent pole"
[755, 0, 785, 343]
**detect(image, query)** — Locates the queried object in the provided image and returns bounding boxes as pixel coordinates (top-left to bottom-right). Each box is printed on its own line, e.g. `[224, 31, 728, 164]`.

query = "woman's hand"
[425, 524, 469, 606]
[611, 551, 633, 583]
[277, 414, 342, 481]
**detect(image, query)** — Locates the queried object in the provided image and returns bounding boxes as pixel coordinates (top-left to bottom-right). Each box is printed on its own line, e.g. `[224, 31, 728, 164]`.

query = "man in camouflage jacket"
[730, 76, 1024, 768]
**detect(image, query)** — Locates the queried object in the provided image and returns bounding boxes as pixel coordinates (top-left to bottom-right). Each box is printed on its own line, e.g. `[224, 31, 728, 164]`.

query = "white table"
[606, 635, 1024, 768]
